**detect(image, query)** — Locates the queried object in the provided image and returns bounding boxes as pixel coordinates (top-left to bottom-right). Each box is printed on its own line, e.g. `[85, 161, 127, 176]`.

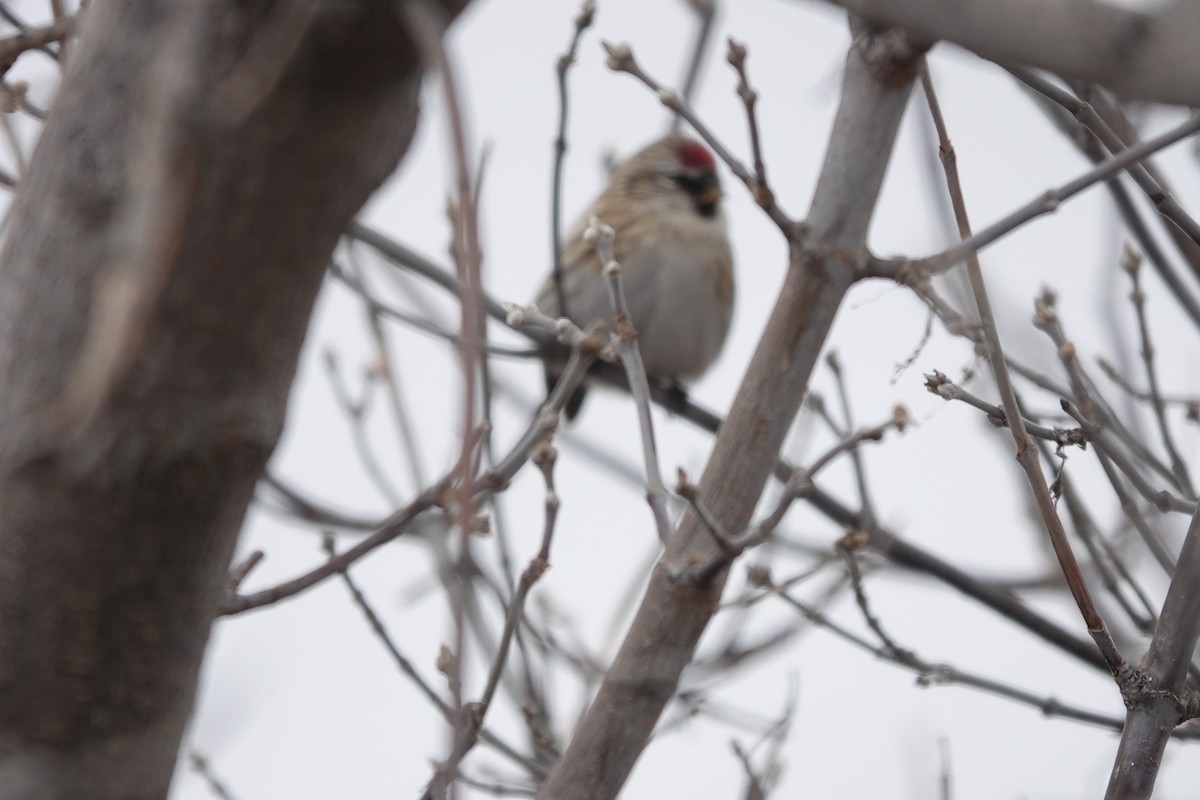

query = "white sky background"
[7, 0, 1200, 798]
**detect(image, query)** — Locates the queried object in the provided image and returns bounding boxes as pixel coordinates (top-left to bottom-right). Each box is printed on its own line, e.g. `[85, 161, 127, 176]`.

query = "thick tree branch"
[817, 0, 1200, 106]
[1106, 507, 1200, 798]
[538, 22, 924, 800]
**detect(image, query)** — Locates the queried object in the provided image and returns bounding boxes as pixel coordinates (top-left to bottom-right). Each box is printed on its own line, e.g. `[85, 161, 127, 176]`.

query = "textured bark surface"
[1105, 507, 1200, 799]
[821, 0, 1200, 106]
[0, 2, 463, 797]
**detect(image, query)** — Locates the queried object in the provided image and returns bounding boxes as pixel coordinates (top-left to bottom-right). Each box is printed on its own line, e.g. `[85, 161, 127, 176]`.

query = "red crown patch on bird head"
[678, 140, 716, 171]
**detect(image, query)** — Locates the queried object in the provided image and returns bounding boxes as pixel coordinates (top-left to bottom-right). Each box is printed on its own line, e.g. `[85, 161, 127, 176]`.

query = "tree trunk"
[0, 2, 463, 797]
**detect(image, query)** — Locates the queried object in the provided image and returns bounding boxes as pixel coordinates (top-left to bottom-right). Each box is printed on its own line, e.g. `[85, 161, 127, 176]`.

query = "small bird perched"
[536, 133, 735, 418]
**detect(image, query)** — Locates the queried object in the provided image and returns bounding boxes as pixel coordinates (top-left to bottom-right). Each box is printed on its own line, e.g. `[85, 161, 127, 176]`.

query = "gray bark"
[538, 23, 925, 800]
[820, 0, 1200, 106]
[0, 2, 464, 797]
[1105, 507, 1200, 799]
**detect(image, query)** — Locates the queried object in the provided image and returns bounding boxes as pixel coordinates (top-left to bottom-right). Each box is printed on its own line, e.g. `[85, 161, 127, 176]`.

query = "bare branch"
[1035, 294, 1196, 525]
[673, 0, 718, 131]
[1106, 509, 1200, 798]
[427, 436, 564, 792]
[601, 40, 797, 235]
[224, 475, 454, 615]
[1037, 438, 1158, 633]
[918, 61, 1125, 675]
[1121, 246, 1192, 494]
[818, 0, 1200, 106]
[825, 353, 877, 525]
[322, 535, 547, 782]
[539, 26, 924, 799]
[899, 113, 1200, 278]
[188, 752, 237, 800]
[550, 0, 596, 319]
[398, 10, 485, 785]
[347, 222, 528, 343]
[587, 216, 673, 544]
[1006, 66, 1200, 250]
[322, 347, 404, 507]
[761, 571, 1149, 734]
[0, 13, 74, 76]
[923, 370, 1087, 449]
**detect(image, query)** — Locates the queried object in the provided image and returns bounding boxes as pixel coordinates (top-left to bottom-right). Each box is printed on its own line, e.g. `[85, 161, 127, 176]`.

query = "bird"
[535, 133, 735, 419]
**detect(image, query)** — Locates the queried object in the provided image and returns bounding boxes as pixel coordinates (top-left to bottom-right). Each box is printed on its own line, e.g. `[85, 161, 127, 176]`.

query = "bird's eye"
[672, 172, 722, 218]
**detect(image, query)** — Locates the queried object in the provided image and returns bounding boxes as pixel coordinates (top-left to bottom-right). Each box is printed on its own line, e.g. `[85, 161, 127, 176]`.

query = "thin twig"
[329, 261, 537, 358]
[1122, 245, 1192, 495]
[726, 38, 774, 210]
[0, 13, 73, 76]
[676, 468, 736, 553]
[759, 572, 1157, 734]
[259, 472, 380, 532]
[455, 773, 538, 798]
[919, 61, 1125, 675]
[923, 370, 1088, 449]
[602, 40, 796, 235]
[345, 249, 427, 491]
[1075, 83, 1200, 285]
[1007, 66, 1200, 249]
[1038, 436, 1157, 632]
[838, 532, 910, 658]
[0, 95, 23, 177]
[323, 348, 403, 507]
[47, 0, 67, 63]
[587, 216, 673, 544]
[672, 0, 718, 133]
[1035, 294, 1195, 517]
[398, 8, 485, 794]
[1098, 357, 1200, 410]
[4, 78, 46, 120]
[939, 739, 953, 800]
[900, 112, 1200, 278]
[826, 352, 877, 525]
[427, 436, 564, 791]
[1011, 70, 1200, 332]
[466, 138, 546, 735]
[189, 752, 238, 800]
[550, 0, 595, 319]
[226, 550, 264, 595]
[1087, 434, 1177, 574]
[689, 407, 908, 584]
[1099, 165, 1200, 332]
[321, 535, 547, 780]
[732, 740, 768, 800]
[346, 223, 531, 345]
[224, 475, 453, 615]
[0, 4, 61, 61]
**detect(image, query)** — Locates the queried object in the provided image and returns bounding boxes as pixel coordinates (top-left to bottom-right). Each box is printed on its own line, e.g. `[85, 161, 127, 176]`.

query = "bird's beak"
[697, 186, 722, 206]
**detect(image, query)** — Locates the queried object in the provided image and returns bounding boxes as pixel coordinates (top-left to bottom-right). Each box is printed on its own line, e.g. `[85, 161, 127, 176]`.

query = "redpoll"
[537, 134, 734, 418]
